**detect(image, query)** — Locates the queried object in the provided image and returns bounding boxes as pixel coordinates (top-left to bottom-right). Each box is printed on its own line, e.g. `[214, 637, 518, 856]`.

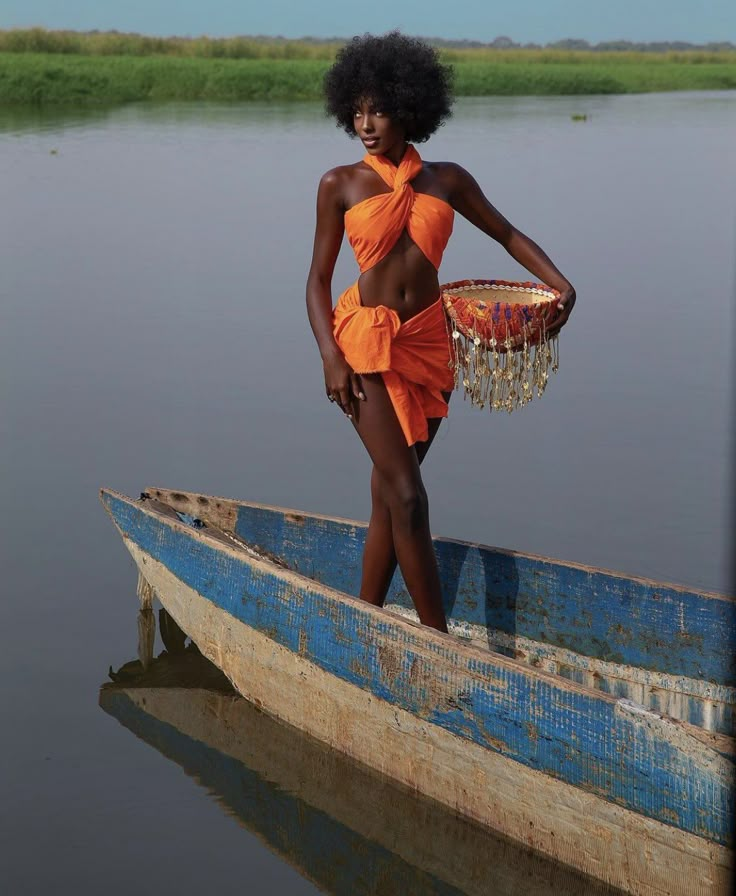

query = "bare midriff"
[357, 232, 440, 323]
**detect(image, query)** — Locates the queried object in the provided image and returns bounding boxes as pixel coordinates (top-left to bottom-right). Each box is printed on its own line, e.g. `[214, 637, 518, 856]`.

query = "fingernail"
[359, 393, 366, 401]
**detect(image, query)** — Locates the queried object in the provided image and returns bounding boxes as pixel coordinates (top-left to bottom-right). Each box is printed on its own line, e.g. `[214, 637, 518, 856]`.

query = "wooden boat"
[100, 486, 735, 896]
[101, 629, 623, 895]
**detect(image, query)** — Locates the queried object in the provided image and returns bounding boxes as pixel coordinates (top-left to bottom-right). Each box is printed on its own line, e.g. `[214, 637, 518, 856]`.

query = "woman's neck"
[382, 141, 409, 167]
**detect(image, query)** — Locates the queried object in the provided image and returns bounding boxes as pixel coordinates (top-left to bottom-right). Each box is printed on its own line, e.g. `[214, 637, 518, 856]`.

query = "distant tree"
[549, 38, 591, 50]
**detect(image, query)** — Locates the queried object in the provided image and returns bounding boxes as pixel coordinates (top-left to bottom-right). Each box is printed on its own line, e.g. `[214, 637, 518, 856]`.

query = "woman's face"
[353, 98, 406, 157]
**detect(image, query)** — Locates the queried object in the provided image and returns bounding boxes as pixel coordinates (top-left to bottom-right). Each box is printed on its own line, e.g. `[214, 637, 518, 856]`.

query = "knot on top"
[344, 143, 453, 274]
[363, 145, 423, 192]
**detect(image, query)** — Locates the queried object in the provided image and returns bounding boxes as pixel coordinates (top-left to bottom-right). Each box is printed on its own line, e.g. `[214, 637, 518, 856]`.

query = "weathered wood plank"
[388, 604, 736, 739]
[147, 487, 736, 690]
[112, 542, 732, 896]
[147, 489, 735, 734]
[101, 489, 734, 849]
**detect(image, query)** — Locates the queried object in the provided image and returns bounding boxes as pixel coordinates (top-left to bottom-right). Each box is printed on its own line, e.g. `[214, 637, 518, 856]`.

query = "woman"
[306, 33, 576, 632]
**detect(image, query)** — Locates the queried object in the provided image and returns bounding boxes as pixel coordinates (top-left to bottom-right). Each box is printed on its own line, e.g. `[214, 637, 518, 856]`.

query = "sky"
[2, 0, 735, 44]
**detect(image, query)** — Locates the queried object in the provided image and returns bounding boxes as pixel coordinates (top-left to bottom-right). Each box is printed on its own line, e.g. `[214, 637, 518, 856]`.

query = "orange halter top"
[344, 145, 454, 273]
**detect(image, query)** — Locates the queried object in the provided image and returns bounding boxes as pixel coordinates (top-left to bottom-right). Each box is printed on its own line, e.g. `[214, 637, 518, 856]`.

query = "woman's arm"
[306, 169, 365, 415]
[446, 164, 576, 329]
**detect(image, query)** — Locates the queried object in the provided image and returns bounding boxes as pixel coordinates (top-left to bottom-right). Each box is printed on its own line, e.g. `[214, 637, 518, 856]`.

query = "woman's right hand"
[323, 351, 365, 418]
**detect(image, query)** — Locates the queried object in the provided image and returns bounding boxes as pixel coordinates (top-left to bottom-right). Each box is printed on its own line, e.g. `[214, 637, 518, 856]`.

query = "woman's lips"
[362, 138, 379, 148]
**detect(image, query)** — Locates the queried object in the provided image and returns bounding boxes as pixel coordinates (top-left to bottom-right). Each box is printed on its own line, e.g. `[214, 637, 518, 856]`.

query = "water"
[1, 93, 733, 893]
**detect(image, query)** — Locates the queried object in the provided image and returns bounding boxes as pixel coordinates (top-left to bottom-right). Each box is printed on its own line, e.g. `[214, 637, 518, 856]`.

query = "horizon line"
[1, 25, 734, 48]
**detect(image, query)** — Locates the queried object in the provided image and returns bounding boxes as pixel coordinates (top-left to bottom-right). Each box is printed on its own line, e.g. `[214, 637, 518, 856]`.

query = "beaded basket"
[441, 279, 562, 413]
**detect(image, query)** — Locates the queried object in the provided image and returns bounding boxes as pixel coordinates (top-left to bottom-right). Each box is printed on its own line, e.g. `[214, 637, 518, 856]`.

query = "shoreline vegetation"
[1, 29, 735, 105]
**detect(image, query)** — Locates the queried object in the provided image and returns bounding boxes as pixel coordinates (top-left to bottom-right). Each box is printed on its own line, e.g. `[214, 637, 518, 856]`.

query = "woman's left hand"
[549, 285, 576, 335]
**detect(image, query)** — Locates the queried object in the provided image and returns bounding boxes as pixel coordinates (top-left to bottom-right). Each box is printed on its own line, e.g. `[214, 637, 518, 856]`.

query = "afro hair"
[324, 32, 454, 144]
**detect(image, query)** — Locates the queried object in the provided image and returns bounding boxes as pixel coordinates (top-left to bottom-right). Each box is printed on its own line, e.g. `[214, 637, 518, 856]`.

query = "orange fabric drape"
[333, 146, 456, 446]
[333, 283, 454, 446]
[344, 145, 453, 273]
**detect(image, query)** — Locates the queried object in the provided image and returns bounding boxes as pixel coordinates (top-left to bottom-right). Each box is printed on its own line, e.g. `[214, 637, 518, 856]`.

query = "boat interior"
[136, 487, 735, 748]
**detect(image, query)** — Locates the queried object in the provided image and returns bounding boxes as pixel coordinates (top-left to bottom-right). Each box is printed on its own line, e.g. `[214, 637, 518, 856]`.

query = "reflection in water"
[0, 103, 117, 135]
[100, 609, 623, 896]
[0, 99, 326, 136]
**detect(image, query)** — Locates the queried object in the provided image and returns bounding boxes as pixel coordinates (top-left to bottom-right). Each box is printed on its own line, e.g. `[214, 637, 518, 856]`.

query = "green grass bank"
[2, 28, 735, 61]
[2, 52, 735, 105]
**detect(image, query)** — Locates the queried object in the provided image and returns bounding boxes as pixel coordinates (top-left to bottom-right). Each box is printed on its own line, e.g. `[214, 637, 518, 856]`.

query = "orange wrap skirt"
[333, 283, 455, 446]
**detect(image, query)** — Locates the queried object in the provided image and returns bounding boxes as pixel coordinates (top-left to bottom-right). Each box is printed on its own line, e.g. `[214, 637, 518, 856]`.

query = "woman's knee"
[370, 466, 386, 503]
[384, 475, 429, 532]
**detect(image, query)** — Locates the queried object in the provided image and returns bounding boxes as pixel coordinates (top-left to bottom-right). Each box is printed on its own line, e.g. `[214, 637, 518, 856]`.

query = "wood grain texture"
[100, 488, 735, 893]
[104, 491, 733, 838]
[147, 489, 735, 735]
[115, 541, 732, 896]
[147, 487, 736, 692]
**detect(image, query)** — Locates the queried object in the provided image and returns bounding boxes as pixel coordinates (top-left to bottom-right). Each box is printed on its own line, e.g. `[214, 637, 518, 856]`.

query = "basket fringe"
[448, 320, 559, 413]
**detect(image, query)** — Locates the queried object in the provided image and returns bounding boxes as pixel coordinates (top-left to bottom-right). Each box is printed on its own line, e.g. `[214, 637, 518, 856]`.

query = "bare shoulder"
[317, 162, 366, 206]
[319, 161, 366, 190]
[425, 160, 479, 195]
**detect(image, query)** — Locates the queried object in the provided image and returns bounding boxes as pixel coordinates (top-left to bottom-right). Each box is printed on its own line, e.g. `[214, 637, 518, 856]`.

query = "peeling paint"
[101, 489, 735, 851]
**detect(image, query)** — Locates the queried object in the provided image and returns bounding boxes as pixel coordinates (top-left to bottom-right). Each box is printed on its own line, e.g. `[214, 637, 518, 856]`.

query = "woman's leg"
[351, 375, 449, 631]
[359, 466, 398, 607]
[360, 410, 448, 608]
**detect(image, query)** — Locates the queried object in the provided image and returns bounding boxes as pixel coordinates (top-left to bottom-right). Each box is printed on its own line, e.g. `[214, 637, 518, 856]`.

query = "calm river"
[1, 93, 733, 893]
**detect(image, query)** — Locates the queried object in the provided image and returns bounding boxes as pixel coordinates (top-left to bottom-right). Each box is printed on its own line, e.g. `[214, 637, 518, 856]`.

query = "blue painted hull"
[143, 487, 736, 735]
[100, 487, 734, 865]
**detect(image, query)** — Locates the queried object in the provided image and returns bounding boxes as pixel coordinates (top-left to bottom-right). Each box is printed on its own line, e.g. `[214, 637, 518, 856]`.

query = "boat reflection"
[100, 609, 624, 896]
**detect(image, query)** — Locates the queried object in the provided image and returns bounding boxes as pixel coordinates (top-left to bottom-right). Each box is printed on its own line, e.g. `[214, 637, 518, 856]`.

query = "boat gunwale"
[103, 487, 595, 696]
[144, 486, 733, 604]
[101, 487, 735, 748]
